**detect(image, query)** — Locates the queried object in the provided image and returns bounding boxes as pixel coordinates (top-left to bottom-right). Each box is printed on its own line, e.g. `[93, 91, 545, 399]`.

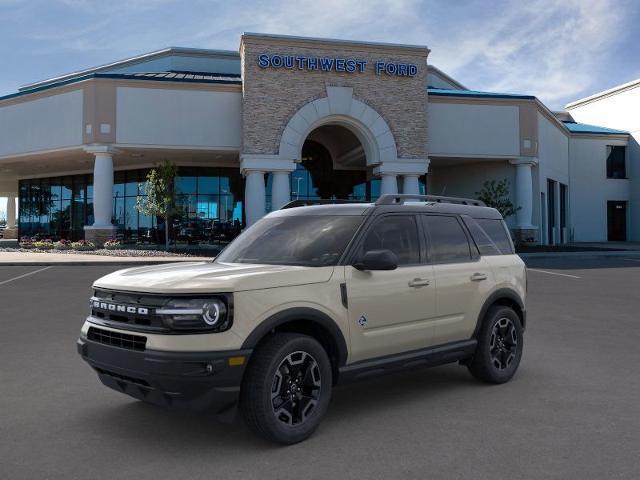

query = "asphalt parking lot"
[1, 257, 640, 480]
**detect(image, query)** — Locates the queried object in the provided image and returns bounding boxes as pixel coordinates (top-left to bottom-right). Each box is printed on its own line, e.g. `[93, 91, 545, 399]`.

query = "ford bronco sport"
[78, 194, 526, 444]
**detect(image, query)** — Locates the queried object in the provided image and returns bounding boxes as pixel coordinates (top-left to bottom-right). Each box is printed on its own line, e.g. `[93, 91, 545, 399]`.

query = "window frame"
[606, 145, 627, 179]
[421, 213, 480, 265]
[345, 212, 425, 268]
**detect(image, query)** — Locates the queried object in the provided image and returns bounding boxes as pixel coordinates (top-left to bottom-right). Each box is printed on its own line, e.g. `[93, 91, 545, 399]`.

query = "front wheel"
[468, 306, 523, 384]
[240, 333, 332, 444]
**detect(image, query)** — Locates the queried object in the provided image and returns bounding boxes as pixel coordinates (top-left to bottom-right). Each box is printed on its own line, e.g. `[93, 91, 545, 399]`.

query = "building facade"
[0, 33, 635, 246]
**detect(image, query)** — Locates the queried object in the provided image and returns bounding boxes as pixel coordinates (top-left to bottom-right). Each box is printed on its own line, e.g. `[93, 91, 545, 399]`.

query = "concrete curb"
[519, 250, 640, 259]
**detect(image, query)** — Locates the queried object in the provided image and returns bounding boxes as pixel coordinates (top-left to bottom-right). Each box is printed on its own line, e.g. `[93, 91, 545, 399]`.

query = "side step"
[337, 339, 477, 384]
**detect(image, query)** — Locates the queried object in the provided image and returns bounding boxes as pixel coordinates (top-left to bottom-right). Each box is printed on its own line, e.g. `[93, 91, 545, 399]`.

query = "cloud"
[425, 0, 632, 108]
[1, 0, 636, 108]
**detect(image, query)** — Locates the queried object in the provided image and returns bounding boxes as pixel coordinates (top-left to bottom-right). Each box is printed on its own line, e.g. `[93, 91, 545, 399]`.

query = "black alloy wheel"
[241, 333, 332, 444]
[489, 317, 518, 370]
[468, 305, 523, 384]
[271, 351, 322, 426]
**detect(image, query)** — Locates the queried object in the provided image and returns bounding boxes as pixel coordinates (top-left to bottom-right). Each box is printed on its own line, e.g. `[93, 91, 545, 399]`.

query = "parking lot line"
[0, 266, 52, 286]
[527, 268, 581, 279]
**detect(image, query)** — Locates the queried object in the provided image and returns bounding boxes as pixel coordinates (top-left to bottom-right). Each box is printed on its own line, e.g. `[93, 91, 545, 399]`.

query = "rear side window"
[476, 218, 514, 254]
[422, 215, 472, 263]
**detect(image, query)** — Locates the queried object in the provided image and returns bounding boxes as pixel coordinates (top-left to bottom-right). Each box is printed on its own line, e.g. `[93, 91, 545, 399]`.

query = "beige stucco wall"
[240, 35, 429, 160]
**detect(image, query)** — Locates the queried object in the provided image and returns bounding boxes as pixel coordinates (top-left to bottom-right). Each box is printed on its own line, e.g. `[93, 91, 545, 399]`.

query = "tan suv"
[78, 194, 526, 444]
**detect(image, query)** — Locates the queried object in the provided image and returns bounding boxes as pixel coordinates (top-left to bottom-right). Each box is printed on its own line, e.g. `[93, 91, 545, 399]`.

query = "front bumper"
[77, 337, 252, 416]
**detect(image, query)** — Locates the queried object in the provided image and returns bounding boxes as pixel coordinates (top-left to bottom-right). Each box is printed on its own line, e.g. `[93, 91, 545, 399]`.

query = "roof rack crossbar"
[281, 199, 370, 209]
[375, 194, 486, 207]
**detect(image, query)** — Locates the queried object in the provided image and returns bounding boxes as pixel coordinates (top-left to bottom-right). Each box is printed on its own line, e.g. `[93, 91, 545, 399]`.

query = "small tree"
[476, 179, 520, 219]
[136, 160, 178, 250]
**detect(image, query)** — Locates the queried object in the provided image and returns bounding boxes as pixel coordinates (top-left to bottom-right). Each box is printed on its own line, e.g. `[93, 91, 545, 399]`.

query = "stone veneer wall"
[240, 36, 429, 160]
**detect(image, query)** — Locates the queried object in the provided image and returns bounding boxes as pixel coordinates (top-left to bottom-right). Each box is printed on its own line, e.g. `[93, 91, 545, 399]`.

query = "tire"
[468, 306, 523, 384]
[240, 333, 332, 444]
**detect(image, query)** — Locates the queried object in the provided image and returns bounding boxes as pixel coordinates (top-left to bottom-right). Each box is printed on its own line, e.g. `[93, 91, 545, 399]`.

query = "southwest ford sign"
[257, 54, 418, 77]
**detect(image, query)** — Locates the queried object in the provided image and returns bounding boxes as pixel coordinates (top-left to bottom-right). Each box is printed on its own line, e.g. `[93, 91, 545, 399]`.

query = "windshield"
[215, 215, 363, 267]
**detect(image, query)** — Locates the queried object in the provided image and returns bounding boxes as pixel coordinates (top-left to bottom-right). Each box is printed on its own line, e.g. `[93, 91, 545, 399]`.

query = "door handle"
[470, 273, 488, 281]
[408, 278, 431, 288]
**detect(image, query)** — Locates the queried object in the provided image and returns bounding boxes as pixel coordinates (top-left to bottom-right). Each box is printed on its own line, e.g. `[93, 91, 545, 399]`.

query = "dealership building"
[0, 33, 637, 246]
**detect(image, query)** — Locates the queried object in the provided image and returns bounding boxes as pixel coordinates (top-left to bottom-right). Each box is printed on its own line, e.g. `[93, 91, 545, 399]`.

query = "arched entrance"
[282, 124, 382, 205]
[242, 87, 428, 225]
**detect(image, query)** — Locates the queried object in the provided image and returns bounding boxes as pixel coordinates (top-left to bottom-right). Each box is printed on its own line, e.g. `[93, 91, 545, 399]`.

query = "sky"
[1, 0, 639, 215]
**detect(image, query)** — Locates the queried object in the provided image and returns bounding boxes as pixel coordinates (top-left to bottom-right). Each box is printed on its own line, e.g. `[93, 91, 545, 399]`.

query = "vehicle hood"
[93, 261, 335, 294]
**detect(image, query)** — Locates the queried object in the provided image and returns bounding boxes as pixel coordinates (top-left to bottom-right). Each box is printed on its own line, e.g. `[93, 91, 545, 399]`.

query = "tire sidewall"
[477, 307, 523, 383]
[254, 335, 332, 443]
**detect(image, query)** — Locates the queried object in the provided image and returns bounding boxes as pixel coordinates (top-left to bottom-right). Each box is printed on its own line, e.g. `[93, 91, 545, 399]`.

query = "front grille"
[90, 289, 169, 332]
[87, 326, 147, 351]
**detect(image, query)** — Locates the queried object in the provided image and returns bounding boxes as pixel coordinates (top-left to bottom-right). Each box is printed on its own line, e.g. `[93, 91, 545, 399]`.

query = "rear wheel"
[240, 333, 332, 444]
[468, 306, 523, 384]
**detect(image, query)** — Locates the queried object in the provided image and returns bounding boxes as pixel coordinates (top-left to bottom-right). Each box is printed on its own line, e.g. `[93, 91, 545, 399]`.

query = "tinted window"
[476, 218, 514, 254]
[606, 146, 626, 179]
[216, 215, 362, 267]
[423, 215, 471, 263]
[464, 218, 500, 256]
[360, 215, 420, 265]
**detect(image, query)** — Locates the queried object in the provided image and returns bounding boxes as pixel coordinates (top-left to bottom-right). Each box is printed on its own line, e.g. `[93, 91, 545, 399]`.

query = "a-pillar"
[84, 145, 117, 246]
[509, 157, 538, 243]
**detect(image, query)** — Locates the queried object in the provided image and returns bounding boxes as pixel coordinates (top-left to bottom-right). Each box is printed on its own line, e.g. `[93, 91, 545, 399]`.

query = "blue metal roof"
[427, 87, 535, 100]
[0, 71, 242, 102]
[562, 121, 628, 135]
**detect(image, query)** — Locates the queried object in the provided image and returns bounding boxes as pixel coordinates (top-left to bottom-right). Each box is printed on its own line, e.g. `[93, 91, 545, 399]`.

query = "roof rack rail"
[281, 199, 370, 209]
[375, 194, 486, 207]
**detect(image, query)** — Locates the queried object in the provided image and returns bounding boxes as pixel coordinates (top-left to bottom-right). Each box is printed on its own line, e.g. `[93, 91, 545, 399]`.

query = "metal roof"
[0, 71, 242, 103]
[562, 121, 628, 135]
[19, 47, 240, 92]
[428, 87, 535, 100]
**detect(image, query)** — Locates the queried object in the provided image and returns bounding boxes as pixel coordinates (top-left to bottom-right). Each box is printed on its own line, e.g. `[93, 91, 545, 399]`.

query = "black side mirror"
[353, 249, 398, 271]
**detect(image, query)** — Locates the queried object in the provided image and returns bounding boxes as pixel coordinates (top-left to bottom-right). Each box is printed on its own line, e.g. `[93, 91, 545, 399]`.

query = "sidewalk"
[0, 251, 212, 266]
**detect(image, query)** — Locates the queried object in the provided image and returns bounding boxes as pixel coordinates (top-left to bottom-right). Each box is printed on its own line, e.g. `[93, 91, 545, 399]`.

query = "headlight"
[156, 296, 232, 332]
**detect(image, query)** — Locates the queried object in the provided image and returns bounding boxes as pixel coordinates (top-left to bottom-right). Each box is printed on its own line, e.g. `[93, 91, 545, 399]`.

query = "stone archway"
[278, 86, 398, 166]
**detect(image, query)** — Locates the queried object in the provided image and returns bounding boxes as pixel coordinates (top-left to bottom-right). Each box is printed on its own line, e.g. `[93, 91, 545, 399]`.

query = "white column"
[6, 195, 16, 229]
[244, 170, 266, 226]
[380, 174, 398, 195]
[92, 152, 115, 227]
[510, 158, 537, 229]
[402, 174, 421, 195]
[271, 171, 291, 210]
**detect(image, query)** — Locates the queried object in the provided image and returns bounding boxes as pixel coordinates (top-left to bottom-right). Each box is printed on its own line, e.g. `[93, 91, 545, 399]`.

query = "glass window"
[606, 146, 626, 179]
[198, 175, 219, 195]
[125, 171, 139, 196]
[113, 171, 126, 198]
[61, 177, 73, 200]
[217, 215, 363, 267]
[361, 215, 420, 265]
[464, 218, 500, 256]
[476, 218, 514, 254]
[423, 215, 472, 263]
[176, 175, 197, 195]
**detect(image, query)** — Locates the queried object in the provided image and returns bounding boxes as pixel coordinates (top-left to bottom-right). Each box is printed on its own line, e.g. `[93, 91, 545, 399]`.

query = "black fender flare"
[241, 307, 349, 367]
[473, 288, 526, 337]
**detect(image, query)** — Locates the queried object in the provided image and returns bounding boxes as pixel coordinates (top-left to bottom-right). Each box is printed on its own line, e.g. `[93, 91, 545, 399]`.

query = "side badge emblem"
[358, 315, 367, 327]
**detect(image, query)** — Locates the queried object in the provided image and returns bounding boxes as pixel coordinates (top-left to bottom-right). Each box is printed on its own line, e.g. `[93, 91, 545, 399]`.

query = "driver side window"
[360, 215, 420, 266]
